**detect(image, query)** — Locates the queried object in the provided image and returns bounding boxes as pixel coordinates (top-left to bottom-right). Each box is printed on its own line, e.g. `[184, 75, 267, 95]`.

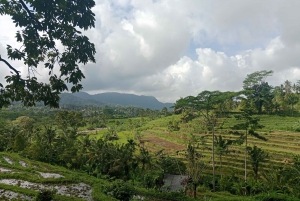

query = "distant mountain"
[60, 92, 173, 110]
[59, 93, 105, 107]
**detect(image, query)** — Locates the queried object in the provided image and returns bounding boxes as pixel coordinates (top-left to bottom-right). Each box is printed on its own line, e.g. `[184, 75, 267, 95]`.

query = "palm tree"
[248, 146, 268, 182]
[232, 101, 266, 183]
[138, 146, 151, 170]
[185, 143, 206, 199]
[214, 135, 233, 175]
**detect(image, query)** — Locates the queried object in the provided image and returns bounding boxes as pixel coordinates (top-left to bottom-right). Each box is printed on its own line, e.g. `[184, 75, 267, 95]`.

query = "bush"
[35, 189, 54, 201]
[254, 192, 300, 201]
[103, 180, 134, 201]
[96, 123, 107, 128]
[134, 187, 195, 201]
[141, 170, 164, 190]
[294, 127, 300, 132]
[87, 126, 95, 130]
[157, 155, 186, 175]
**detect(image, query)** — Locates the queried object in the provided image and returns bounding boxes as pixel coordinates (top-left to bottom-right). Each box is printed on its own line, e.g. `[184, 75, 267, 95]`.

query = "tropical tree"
[26, 125, 56, 163]
[214, 135, 233, 175]
[215, 91, 237, 117]
[232, 100, 266, 182]
[12, 116, 35, 143]
[272, 85, 285, 113]
[243, 70, 273, 113]
[172, 96, 195, 114]
[109, 140, 137, 180]
[286, 93, 299, 116]
[185, 143, 206, 199]
[282, 81, 300, 116]
[180, 108, 195, 123]
[54, 111, 85, 166]
[13, 133, 27, 151]
[55, 111, 85, 139]
[193, 90, 225, 191]
[247, 146, 268, 182]
[0, 0, 96, 108]
[104, 126, 118, 141]
[161, 107, 168, 116]
[155, 150, 186, 175]
[137, 146, 152, 171]
[273, 80, 300, 115]
[168, 119, 180, 132]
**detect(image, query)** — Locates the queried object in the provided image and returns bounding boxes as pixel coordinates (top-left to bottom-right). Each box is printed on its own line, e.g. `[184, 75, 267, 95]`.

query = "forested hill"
[60, 92, 173, 110]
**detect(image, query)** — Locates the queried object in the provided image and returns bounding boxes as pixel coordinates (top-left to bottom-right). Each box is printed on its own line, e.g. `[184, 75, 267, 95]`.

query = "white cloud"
[1, 0, 300, 103]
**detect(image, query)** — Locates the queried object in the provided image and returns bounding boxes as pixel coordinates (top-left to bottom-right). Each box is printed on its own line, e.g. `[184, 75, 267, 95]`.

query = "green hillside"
[1, 107, 300, 200]
[91, 114, 300, 178]
[0, 152, 116, 201]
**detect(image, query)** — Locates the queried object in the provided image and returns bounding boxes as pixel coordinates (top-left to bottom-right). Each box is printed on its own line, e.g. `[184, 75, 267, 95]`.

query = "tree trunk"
[220, 154, 222, 178]
[193, 183, 197, 199]
[255, 170, 258, 183]
[212, 125, 215, 192]
[245, 130, 247, 183]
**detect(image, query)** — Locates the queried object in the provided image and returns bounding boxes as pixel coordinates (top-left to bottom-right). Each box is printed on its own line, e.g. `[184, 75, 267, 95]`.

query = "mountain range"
[59, 92, 174, 110]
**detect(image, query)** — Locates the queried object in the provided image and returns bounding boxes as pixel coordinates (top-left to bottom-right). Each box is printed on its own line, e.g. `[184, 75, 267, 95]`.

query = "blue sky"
[1, 0, 300, 102]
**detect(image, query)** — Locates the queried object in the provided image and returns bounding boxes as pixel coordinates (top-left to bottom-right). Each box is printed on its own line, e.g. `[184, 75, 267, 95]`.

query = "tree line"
[174, 70, 300, 117]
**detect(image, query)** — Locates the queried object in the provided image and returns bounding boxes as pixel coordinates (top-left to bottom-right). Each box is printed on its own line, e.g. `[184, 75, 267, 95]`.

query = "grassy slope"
[21, 114, 300, 200]
[0, 152, 116, 201]
[87, 114, 300, 176]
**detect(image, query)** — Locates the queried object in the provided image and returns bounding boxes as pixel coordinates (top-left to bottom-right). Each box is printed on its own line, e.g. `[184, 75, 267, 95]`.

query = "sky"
[1, 0, 300, 103]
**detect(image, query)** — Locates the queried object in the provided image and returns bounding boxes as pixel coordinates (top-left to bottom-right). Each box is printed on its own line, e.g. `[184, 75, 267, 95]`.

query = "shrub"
[96, 123, 107, 128]
[87, 126, 95, 130]
[294, 127, 300, 132]
[103, 180, 134, 201]
[35, 189, 54, 201]
[157, 155, 186, 175]
[141, 170, 164, 190]
[254, 192, 300, 201]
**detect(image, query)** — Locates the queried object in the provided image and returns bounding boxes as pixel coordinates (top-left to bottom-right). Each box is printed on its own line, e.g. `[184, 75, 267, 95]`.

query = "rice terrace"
[1, 0, 300, 200]
[0, 70, 300, 200]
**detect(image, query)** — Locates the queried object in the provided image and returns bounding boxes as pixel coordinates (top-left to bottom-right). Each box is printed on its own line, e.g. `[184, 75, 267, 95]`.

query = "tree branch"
[0, 55, 20, 77]
[19, 0, 44, 30]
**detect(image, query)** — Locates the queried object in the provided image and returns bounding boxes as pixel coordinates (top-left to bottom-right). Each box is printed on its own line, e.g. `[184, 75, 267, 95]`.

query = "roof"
[162, 174, 189, 192]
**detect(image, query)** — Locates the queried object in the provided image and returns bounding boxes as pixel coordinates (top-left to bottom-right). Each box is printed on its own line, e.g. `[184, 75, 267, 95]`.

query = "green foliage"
[254, 192, 300, 201]
[0, 0, 96, 108]
[56, 111, 86, 137]
[195, 90, 223, 117]
[214, 135, 234, 172]
[35, 189, 54, 201]
[141, 170, 164, 189]
[232, 101, 266, 182]
[135, 187, 196, 201]
[103, 180, 134, 201]
[3, 87, 300, 201]
[185, 143, 207, 199]
[137, 146, 151, 170]
[156, 151, 186, 174]
[134, 129, 144, 142]
[219, 174, 239, 193]
[248, 146, 269, 182]
[104, 126, 119, 141]
[13, 133, 27, 152]
[12, 116, 35, 133]
[168, 119, 180, 132]
[243, 70, 274, 113]
[161, 106, 169, 116]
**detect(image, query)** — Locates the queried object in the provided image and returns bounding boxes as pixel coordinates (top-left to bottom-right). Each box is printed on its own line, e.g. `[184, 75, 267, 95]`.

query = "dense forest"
[1, 70, 300, 200]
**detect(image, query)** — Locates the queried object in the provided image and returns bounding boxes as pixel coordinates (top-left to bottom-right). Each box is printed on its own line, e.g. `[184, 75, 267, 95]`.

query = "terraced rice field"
[136, 114, 300, 178]
[0, 153, 113, 201]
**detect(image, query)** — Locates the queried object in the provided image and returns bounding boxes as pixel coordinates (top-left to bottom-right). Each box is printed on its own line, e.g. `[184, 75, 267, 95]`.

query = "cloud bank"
[1, 0, 300, 102]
